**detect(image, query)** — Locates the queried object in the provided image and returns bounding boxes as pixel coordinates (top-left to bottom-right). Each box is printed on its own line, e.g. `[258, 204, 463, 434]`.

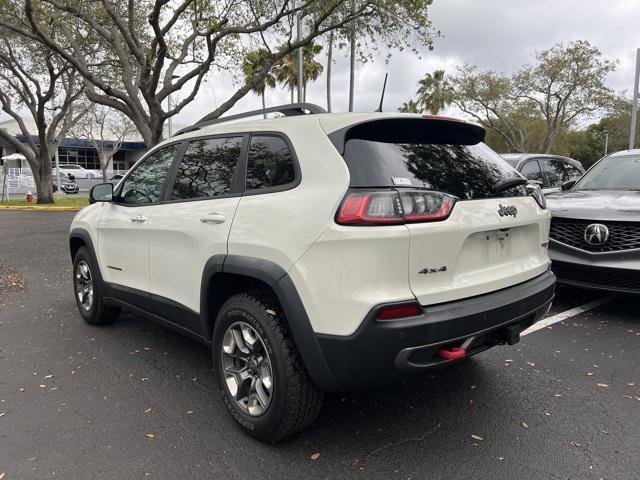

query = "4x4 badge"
[498, 204, 518, 218]
[419, 266, 447, 275]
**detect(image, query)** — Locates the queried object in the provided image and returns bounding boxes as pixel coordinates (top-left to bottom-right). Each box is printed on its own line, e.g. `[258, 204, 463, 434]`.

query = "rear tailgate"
[406, 196, 550, 305]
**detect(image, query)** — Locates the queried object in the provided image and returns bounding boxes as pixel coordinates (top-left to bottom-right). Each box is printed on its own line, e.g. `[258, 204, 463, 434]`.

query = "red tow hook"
[436, 336, 475, 360]
[436, 347, 466, 360]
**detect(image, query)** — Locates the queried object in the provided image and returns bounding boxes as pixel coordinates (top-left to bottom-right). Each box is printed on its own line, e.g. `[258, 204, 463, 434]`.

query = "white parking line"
[522, 296, 616, 336]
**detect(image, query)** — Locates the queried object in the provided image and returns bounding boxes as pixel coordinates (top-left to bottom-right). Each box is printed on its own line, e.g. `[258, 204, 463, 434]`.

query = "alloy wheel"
[221, 321, 274, 416]
[75, 260, 94, 312]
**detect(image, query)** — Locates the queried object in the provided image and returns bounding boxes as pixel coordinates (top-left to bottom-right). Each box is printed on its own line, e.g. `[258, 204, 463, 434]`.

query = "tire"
[72, 247, 120, 325]
[212, 291, 323, 443]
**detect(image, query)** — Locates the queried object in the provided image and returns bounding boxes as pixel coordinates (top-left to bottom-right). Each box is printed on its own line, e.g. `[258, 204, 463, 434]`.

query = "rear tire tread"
[218, 291, 323, 442]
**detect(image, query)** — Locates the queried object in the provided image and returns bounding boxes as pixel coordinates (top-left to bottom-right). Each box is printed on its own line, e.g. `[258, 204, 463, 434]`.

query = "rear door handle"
[200, 213, 226, 224]
[130, 214, 147, 223]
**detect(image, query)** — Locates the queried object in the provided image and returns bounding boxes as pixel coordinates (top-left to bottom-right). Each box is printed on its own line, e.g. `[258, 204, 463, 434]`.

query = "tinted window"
[171, 137, 242, 200]
[540, 158, 568, 187]
[343, 139, 524, 199]
[575, 155, 640, 190]
[246, 136, 295, 190]
[520, 160, 544, 184]
[564, 162, 583, 180]
[119, 144, 178, 205]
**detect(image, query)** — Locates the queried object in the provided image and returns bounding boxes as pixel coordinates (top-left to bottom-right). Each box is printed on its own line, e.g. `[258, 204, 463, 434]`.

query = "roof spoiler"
[327, 117, 486, 155]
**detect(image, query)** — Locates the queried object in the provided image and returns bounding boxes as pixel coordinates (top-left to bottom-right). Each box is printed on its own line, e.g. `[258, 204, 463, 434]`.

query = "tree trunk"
[303, 84, 307, 103]
[101, 152, 110, 182]
[348, 30, 356, 112]
[326, 31, 333, 112]
[262, 91, 267, 119]
[149, 120, 165, 148]
[290, 86, 294, 104]
[36, 162, 54, 204]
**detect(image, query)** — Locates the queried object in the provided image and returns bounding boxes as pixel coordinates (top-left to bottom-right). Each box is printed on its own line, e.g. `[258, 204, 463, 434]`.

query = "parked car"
[502, 154, 585, 194]
[546, 149, 640, 294]
[52, 177, 80, 194]
[56, 163, 99, 179]
[69, 104, 555, 442]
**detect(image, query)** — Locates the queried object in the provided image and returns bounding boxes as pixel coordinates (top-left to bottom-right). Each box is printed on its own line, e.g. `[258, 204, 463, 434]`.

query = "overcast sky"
[176, 0, 640, 125]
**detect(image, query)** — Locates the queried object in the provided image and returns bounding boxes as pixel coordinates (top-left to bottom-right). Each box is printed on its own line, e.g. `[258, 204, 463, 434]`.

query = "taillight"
[336, 189, 455, 226]
[377, 302, 422, 320]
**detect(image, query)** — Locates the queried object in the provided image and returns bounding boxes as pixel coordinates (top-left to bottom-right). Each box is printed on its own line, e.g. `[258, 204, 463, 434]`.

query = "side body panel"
[97, 203, 153, 292]
[148, 197, 241, 316]
[228, 121, 349, 274]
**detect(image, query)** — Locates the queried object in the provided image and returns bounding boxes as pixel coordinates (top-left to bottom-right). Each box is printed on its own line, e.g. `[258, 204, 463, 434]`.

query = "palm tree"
[398, 100, 420, 113]
[302, 43, 323, 102]
[326, 31, 334, 112]
[416, 70, 454, 115]
[276, 52, 298, 104]
[276, 43, 323, 104]
[243, 49, 277, 117]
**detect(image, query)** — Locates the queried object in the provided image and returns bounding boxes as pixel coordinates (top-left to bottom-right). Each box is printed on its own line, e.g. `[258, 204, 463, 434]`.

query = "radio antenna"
[375, 73, 388, 112]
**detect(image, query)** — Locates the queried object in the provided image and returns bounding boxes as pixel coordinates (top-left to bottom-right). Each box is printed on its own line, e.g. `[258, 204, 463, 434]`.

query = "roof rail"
[174, 103, 327, 136]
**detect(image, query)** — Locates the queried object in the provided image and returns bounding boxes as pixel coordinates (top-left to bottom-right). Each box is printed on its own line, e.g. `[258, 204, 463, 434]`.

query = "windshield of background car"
[574, 155, 640, 191]
[341, 119, 525, 199]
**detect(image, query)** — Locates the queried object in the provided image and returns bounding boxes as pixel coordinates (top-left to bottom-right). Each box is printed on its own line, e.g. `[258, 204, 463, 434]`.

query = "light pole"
[296, 12, 303, 103]
[52, 105, 61, 190]
[603, 130, 610, 156]
[629, 48, 640, 150]
[167, 74, 180, 137]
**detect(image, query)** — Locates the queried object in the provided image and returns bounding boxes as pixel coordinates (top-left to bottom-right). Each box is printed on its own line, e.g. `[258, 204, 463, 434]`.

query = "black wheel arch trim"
[69, 228, 104, 284]
[201, 254, 340, 391]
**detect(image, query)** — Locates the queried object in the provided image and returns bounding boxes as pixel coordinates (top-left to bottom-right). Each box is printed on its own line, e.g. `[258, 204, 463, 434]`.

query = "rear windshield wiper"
[490, 177, 528, 195]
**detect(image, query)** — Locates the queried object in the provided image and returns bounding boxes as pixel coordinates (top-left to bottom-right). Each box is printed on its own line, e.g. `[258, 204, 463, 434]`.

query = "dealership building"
[0, 117, 147, 172]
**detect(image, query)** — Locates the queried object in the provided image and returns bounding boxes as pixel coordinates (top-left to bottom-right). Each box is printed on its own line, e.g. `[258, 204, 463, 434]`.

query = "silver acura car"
[546, 149, 640, 295]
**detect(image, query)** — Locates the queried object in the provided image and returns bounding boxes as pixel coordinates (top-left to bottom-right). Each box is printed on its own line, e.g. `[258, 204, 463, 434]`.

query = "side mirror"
[89, 183, 113, 204]
[561, 180, 577, 191]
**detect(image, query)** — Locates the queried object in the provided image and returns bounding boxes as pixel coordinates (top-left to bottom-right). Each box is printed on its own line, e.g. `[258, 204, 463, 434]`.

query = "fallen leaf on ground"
[521, 422, 528, 428]
[186, 410, 193, 415]
[0, 471, 5, 479]
[596, 383, 608, 388]
[39, 384, 47, 388]
[586, 372, 595, 376]
[19, 387, 25, 392]
[310, 452, 320, 460]
[145, 433, 155, 439]
[0, 412, 6, 417]
[144, 408, 152, 413]
[44, 374, 54, 379]
[504, 359, 513, 363]
[527, 362, 535, 367]
[471, 434, 483, 441]
[628, 383, 635, 386]
[570, 441, 583, 448]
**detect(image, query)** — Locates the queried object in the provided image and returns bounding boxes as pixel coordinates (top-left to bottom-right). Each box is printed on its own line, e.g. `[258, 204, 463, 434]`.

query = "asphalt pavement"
[0, 211, 638, 480]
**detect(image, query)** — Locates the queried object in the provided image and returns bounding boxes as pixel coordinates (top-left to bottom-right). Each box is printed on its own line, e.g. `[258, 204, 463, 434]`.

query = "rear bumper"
[316, 270, 556, 391]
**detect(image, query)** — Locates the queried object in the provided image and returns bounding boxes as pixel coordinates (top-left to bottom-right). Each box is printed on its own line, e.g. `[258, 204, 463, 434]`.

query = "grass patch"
[0, 194, 89, 209]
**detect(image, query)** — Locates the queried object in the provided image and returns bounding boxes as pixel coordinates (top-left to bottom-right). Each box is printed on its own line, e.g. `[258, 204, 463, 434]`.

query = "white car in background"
[56, 163, 100, 179]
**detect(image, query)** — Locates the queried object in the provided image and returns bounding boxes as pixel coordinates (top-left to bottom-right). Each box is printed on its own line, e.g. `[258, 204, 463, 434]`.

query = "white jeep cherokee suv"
[70, 104, 555, 442]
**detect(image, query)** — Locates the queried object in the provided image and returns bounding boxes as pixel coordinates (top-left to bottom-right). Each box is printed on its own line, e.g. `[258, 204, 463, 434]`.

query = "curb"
[0, 205, 82, 212]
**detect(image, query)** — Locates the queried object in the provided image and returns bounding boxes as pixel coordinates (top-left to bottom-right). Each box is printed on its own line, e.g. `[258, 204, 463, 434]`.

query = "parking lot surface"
[1, 211, 638, 479]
